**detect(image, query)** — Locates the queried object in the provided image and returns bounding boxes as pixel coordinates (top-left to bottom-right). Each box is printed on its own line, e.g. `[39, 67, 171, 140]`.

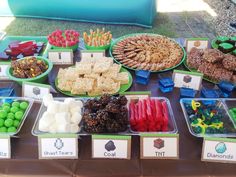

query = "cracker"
[93, 62, 111, 73]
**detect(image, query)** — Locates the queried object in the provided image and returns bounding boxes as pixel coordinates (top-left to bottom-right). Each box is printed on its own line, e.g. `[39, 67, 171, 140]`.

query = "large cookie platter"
[109, 33, 186, 73]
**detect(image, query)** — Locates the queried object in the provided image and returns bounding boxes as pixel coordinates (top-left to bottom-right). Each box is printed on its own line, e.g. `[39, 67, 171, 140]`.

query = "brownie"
[231, 75, 236, 85]
[202, 49, 224, 63]
[212, 67, 233, 82]
[187, 47, 204, 69]
[222, 54, 236, 71]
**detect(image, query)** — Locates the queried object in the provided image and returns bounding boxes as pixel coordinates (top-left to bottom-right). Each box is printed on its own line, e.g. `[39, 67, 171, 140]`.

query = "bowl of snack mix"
[6, 56, 53, 85]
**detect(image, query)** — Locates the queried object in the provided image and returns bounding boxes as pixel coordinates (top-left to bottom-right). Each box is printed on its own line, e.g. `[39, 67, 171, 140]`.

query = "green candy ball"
[0, 119, 4, 127]
[13, 120, 20, 128]
[2, 106, 10, 113]
[0, 127, 7, 132]
[12, 101, 20, 108]
[20, 101, 29, 110]
[15, 111, 24, 120]
[10, 106, 19, 114]
[7, 127, 16, 133]
[2, 103, 10, 107]
[0, 110, 7, 119]
[7, 113, 15, 120]
[4, 119, 14, 127]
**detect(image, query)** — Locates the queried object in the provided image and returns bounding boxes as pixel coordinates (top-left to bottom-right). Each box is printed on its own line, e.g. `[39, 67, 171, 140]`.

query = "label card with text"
[0, 136, 11, 159]
[38, 134, 78, 159]
[173, 70, 203, 90]
[80, 50, 105, 59]
[202, 137, 236, 163]
[140, 134, 179, 159]
[186, 38, 209, 53]
[0, 63, 10, 80]
[92, 135, 131, 159]
[22, 82, 51, 102]
[48, 49, 73, 65]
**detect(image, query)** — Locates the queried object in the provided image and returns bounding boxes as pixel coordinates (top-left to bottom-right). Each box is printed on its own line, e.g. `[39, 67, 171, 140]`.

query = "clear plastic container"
[129, 97, 178, 135]
[223, 99, 236, 129]
[180, 98, 236, 138]
[31, 97, 84, 136]
[0, 97, 33, 136]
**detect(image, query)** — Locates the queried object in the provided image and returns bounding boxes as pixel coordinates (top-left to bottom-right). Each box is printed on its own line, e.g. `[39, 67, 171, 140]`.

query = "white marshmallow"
[48, 124, 57, 133]
[55, 112, 70, 125]
[43, 94, 54, 107]
[58, 102, 70, 113]
[69, 123, 81, 133]
[70, 106, 82, 114]
[47, 101, 60, 114]
[56, 123, 70, 133]
[70, 112, 82, 124]
[38, 112, 55, 132]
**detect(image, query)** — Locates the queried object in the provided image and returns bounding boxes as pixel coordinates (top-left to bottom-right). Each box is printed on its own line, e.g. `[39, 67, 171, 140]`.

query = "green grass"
[4, 13, 177, 38]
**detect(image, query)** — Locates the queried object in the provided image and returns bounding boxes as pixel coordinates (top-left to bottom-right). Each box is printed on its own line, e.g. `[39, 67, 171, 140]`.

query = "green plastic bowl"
[51, 43, 78, 51]
[85, 43, 110, 50]
[6, 56, 53, 85]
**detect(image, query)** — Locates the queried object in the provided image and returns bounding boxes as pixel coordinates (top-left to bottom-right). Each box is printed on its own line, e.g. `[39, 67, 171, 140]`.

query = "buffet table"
[0, 48, 235, 176]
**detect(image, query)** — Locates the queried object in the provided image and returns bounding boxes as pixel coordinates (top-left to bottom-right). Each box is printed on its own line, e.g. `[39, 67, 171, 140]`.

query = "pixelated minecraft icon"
[33, 87, 41, 96]
[105, 140, 116, 151]
[183, 75, 192, 83]
[54, 138, 64, 150]
[153, 138, 164, 149]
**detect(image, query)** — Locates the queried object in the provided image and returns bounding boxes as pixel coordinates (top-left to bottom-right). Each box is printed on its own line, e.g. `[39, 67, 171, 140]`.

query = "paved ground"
[167, 11, 216, 40]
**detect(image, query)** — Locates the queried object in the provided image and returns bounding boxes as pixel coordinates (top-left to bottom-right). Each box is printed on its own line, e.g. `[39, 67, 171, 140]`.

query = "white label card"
[202, 138, 236, 163]
[38, 137, 78, 159]
[80, 50, 105, 59]
[48, 49, 73, 65]
[22, 82, 50, 102]
[140, 134, 179, 159]
[0, 63, 10, 80]
[173, 70, 203, 90]
[92, 135, 131, 159]
[186, 38, 209, 52]
[0, 137, 11, 159]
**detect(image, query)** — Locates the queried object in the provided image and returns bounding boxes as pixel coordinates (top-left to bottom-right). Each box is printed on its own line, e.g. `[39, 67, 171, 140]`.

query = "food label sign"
[92, 135, 131, 159]
[0, 136, 11, 159]
[202, 137, 236, 163]
[0, 62, 10, 80]
[140, 134, 179, 159]
[38, 134, 78, 159]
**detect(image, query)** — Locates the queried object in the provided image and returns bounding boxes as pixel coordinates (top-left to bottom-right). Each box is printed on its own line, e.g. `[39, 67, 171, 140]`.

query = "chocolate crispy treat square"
[202, 49, 224, 63]
[198, 62, 215, 77]
[212, 68, 233, 82]
[222, 54, 236, 71]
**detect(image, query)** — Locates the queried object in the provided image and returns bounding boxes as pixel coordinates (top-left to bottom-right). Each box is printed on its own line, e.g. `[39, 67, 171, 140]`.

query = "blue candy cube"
[159, 78, 174, 88]
[158, 78, 174, 93]
[201, 89, 220, 98]
[218, 81, 235, 93]
[135, 70, 150, 85]
[180, 88, 196, 98]
[159, 85, 174, 93]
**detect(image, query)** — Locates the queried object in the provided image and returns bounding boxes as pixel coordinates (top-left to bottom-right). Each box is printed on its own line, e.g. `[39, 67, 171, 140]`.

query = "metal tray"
[0, 97, 33, 136]
[31, 97, 84, 136]
[180, 98, 236, 138]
